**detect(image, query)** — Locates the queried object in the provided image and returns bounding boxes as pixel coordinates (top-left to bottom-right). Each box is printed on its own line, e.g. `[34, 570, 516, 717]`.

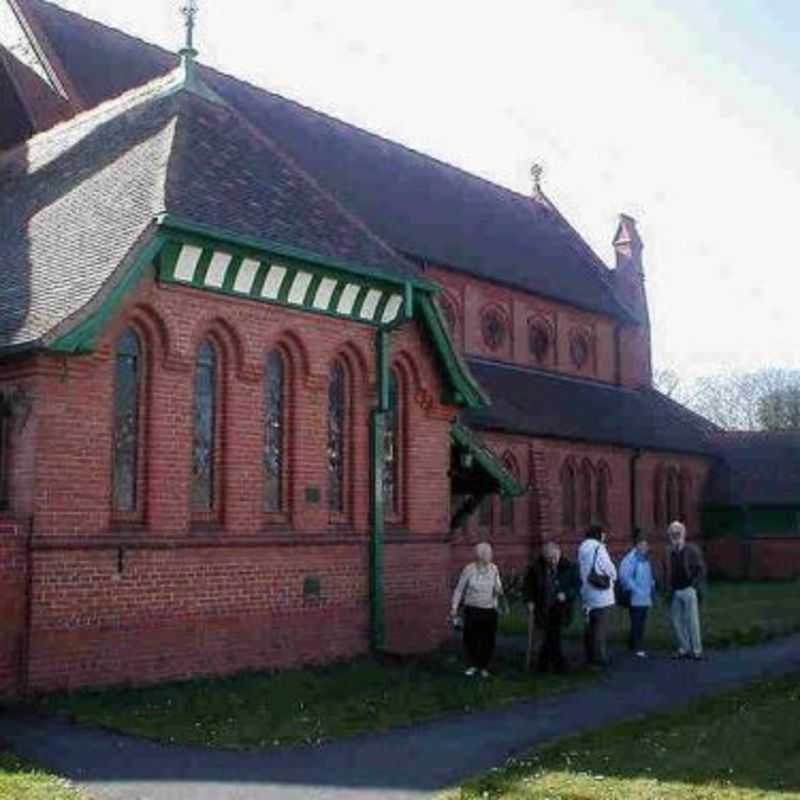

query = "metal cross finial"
[531, 163, 544, 195]
[180, 0, 199, 53]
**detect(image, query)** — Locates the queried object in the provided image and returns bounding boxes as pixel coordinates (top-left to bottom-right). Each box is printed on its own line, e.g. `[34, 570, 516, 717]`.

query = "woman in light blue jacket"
[619, 534, 656, 657]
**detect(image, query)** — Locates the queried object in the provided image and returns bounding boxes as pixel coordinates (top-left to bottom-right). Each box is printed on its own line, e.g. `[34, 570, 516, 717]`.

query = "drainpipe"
[369, 283, 414, 652]
[629, 449, 642, 542]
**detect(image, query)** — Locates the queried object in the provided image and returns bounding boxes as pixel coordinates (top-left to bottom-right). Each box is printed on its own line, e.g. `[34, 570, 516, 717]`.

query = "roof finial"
[531, 162, 544, 197]
[180, 0, 199, 59]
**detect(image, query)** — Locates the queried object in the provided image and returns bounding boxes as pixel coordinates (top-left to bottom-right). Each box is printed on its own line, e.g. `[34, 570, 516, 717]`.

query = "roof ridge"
[29, 0, 612, 275]
[0, 61, 180, 166]
[196, 84, 418, 277]
[467, 355, 642, 394]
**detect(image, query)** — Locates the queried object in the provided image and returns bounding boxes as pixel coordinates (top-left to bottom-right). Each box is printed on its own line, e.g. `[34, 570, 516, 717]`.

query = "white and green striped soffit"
[157, 223, 421, 328]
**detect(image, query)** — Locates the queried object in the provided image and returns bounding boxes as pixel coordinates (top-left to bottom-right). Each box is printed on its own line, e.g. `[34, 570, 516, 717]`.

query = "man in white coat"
[578, 524, 617, 668]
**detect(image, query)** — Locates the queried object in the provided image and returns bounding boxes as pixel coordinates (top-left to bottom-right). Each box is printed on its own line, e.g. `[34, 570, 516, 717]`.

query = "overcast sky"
[53, 0, 800, 380]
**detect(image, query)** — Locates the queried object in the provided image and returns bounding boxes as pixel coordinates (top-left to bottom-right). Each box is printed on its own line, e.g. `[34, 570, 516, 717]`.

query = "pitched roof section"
[463, 358, 718, 455]
[18, 0, 631, 321]
[705, 432, 800, 507]
[0, 64, 417, 349]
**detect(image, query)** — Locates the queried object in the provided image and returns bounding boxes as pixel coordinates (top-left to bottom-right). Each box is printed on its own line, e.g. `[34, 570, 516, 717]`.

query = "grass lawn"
[0, 752, 89, 800]
[443, 671, 800, 799]
[33, 648, 587, 751]
[501, 579, 800, 651]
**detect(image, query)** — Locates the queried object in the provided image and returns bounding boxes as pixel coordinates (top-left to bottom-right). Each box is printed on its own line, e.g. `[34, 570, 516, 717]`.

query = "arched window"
[653, 466, 665, 528]
[264, 349, 285, 513]
[478, 494, 493, 530]
[383, 370, 402, 519]
[678, 470, 690, 523]
[666, 467, 680, 523]
[580, 460, 593, 528]
[192, 340, 218, 514]
[328, 361, 347, 516]
[112, 328, 142, 515]
[561, 460, 576, 530]
[500, 453, 519, 532]
[596, 462, 611, 525]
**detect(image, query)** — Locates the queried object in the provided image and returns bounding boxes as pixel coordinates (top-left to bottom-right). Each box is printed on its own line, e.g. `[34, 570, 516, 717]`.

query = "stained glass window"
[383, 372, 399, 515]
[0, 405, 10, 512]
[500, 455, 517, 530]
[653, 467, 665, 528]
[112, 329, 141, 514]
[191, 340, 217, 513]
[561, 462, 576, 529]
[328, 361, 346, 514]
[264, 350, 284, 512]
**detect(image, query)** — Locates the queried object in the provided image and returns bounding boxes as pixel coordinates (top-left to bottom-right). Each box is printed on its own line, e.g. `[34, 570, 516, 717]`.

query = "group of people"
[449, 521, 707, 677]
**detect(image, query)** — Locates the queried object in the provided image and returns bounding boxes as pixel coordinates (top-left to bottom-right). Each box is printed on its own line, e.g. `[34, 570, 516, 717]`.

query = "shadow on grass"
[455, 672, 800, 799]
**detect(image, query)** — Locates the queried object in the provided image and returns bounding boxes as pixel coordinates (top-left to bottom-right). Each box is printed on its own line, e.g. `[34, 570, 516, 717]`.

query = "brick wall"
[8, 274, 463, 693]
[425, 266, 621, 385]
[0, 523, 26, 697]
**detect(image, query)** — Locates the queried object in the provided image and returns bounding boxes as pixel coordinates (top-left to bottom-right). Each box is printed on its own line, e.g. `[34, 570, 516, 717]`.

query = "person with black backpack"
[618, 532, 656, 657]
[577, 525, 617, 669]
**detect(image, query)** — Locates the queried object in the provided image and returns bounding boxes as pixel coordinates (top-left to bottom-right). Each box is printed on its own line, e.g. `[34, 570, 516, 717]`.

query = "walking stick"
[525, 603, 535, 671]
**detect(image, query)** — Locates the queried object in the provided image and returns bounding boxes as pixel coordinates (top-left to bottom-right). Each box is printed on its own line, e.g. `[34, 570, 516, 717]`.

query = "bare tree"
[653, 367, 683, 399]
[758, 385, 800, 431]
[683, 368, 800, 430]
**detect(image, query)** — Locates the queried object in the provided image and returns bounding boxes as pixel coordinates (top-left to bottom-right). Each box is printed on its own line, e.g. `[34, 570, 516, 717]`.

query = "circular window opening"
[529, 324, 550, 363]
[481, 309, 507, 351]
[570, 335, 590, 369]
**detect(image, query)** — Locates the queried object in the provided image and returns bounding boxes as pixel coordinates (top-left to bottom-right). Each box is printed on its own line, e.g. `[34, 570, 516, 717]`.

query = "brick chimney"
[613, 214, 652, 388]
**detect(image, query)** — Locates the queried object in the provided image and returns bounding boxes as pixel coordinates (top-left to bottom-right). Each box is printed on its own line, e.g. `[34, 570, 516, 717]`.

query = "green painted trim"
[158, 233, 410, 329]
[416, 295, 489, 409]
[49, 234, 167, 354]
[451, 421, 526, 497]
[157, 214, 438, 292]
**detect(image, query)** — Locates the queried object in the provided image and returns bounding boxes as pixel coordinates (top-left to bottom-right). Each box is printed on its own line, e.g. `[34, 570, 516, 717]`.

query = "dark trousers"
[537, 607, 566, 672]
[628, 606, 649, 652]
[583, 606, 610, 666]
[463, 605, 498, 669]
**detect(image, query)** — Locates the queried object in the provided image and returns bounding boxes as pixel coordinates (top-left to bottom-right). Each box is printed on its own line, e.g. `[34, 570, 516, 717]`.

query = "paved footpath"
[2, 635, 800, 800]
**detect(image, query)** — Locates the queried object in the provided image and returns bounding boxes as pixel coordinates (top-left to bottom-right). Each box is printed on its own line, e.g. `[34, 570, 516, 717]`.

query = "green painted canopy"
[450, 421, 526, 498]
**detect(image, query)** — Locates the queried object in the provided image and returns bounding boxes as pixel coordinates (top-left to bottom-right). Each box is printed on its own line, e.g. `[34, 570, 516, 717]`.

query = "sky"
[52, 0, 800, 381]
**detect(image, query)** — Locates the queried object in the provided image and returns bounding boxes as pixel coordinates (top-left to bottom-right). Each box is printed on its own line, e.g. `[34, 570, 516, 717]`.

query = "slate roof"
[14, 0, 631, 321]
[0, 65, 417, 349]
[705, 432, 800, 507]
[462, 358, 719, 455]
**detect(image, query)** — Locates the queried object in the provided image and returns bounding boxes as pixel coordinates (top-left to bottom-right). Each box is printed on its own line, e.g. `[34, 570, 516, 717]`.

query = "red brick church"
[1, 0, 796, 696]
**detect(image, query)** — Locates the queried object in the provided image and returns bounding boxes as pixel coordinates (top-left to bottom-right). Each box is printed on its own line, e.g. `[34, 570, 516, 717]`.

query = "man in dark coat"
[522, 541, 580, 673]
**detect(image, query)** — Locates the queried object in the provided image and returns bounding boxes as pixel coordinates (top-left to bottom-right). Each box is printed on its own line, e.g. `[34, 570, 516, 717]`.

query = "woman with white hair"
[450, 542, 504, 677]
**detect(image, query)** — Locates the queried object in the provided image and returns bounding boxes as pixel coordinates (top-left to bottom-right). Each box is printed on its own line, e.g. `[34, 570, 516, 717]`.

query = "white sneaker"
[465, 667, 477, 677]
[635, 651, 647, 658]
[480, 669, 491, 679]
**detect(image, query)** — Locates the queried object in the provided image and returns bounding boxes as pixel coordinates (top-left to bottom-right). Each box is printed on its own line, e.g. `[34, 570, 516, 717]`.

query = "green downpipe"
[370, 283, 413, 652]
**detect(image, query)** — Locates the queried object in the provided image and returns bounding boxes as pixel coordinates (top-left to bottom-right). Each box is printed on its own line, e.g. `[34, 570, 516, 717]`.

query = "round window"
[570, 334, 590, 369]
[529, 324, 550, 362]
[481, 308, 507, 351]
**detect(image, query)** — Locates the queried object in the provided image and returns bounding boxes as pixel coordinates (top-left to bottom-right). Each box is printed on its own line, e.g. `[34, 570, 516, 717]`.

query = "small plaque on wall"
[305, 487, 321, 505]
